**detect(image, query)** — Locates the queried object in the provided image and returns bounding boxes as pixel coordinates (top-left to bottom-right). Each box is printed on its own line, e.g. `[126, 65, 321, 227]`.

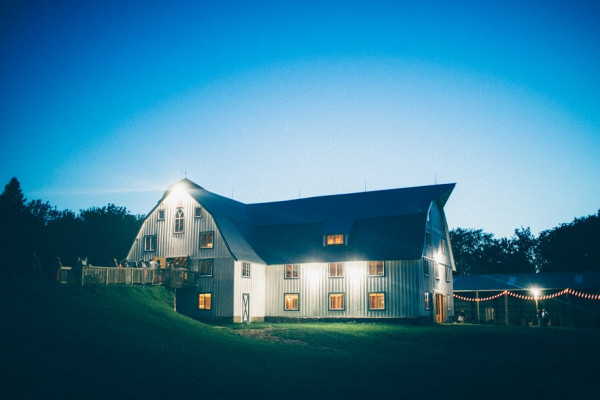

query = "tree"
[536, 211, 600, 272]
[0, 178, 29, 282]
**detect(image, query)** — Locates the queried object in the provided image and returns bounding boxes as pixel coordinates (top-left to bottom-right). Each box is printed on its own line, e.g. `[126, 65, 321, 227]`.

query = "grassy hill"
[1, 284, 598, 399]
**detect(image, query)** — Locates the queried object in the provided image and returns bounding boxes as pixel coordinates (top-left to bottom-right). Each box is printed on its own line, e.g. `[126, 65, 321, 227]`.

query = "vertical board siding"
[265, 260, 423, 319]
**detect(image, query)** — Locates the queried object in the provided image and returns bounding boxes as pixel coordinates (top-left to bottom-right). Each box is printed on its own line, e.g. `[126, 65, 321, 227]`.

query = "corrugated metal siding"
[233, 261, 266, 321]
[265, 260, 424, 318]
[127, 191, 232, 263]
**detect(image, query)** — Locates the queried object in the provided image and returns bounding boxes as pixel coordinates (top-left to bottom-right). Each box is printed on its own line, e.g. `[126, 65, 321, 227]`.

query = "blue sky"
[1, 0, 599, 238]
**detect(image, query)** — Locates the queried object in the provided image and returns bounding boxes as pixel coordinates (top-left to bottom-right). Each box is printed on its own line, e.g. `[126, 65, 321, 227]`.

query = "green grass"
[1, 284, 598, 399]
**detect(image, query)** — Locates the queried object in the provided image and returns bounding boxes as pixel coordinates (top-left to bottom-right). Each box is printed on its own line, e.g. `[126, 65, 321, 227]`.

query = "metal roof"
[164, 179, 455, 265]
[453, 271, 600, 292]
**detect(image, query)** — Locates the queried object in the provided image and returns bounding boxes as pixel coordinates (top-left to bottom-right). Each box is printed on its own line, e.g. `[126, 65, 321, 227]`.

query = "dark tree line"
[0, 178, 143, 284]
[450, 211, 600, 275]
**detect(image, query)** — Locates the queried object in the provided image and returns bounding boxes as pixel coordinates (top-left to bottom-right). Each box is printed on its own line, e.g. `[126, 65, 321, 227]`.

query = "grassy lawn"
[1, 284, 597, 399]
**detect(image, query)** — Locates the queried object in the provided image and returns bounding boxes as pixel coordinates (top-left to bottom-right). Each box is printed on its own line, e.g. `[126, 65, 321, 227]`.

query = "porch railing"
[81, 266, 197, 288]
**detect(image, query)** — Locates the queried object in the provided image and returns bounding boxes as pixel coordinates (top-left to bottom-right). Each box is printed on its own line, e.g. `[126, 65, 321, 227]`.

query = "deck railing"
[81, 266, 197, 288]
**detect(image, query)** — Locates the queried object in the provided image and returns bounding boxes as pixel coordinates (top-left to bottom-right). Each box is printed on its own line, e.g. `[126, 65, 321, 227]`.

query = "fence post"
[106, 268, 109, 285]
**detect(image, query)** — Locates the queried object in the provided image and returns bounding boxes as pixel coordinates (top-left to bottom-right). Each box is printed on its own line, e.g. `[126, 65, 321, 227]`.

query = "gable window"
[200, 232, 214, 249]
[424, 292, 430, 310]
[369, 293, 385, 310]
[194, 206, 202, 218]
[198, 293, 211, 310]
[242, 262, 251, 278]
[329, 293, 344, 310]
[434, 262, 440, 280]
[441, 238, 447, 254]
[368, 261, 384, 276]
[144, 235, 156, 252]
[425, 231, 431, 248]
[157, 209, 165, 220]
[199, 259, 213, 277]
[174, 209, 184, 233]
[445, 266, 451, 282]
[325, 234, 345, 246]
[285, 264, 299, 279]
[424, 259, 430, 276]
[284, 294, 299, 311]
[329, 262, 344, 277]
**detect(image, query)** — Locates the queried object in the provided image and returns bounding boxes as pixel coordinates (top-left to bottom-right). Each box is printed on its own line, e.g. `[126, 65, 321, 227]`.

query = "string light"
[453, 288, 600, 302]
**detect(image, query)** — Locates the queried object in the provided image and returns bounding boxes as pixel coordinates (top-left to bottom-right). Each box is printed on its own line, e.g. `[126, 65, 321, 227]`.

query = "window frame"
[368, 292, 386, 311]
[328, 292, 345, 311]
[194, 206, 202, 218]
[434, 262, 440, 280]
[328, 262, 344, 278]
[198, 293, 212, 310]
[284, 293, 300, 311]
[368, 261, 384, 277]
[423, 259, 430, 276]
[425, 231, 432, 248]
[441, 238, 447, 254]
[199, 259, 213, 277]
[284, 264, 299, 279]
[143, 235, 157, 252]
[174, 208, 185, 233]
[424, 292, 430, 310]
[157, 209, 165, 221]
[200, 231, 214, 249]
[241, 261, 251, 278]
[445, 265, 451, 282]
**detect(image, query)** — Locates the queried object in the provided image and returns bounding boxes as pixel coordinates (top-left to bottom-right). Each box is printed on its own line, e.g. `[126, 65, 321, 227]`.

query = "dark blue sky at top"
[1, 0, 599, 237]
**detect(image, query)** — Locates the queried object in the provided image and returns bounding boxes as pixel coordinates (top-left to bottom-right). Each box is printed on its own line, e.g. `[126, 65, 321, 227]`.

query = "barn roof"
[453, 271, 600, 292]
[164, 178, 455, 265]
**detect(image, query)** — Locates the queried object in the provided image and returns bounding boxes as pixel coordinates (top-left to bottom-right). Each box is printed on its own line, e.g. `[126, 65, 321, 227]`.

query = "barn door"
[436, 294, 445, 323]
[242, 293, 250, 323]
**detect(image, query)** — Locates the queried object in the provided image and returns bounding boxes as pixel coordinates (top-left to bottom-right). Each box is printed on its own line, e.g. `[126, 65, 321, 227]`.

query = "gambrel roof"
[156, 179, 455, 265]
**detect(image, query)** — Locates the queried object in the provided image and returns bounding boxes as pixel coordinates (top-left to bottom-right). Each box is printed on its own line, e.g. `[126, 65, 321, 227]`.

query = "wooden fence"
[81, 266, 197, 288]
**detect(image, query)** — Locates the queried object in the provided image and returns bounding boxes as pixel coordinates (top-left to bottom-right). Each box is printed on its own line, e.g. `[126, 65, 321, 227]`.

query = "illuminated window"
[369, 293, 385, 310]
[199, 259, 213, 276]
[200, 232, 214, 249]
[285, 264, 299, 279]
[284, 293, 299, 311]
[174, 209, 184, 233]
[194, 206, 202, 218]
[423, 259, 430, 276]
[329, 293, 344, 310]
[441, 238, 447, 254]
[424, 292, 430, 310]
[157, 209, 165, 220]
[434, 262, 440, 279]
[368, 261, 384, 276]
[329, 262, 344, 277]
[242, 262, 251, 278]
[425, 231, 431, 248]
[198, 293, 211, 310]
[445, 266, 451, 282]
[325, 234, 345, 246]
[143, 235, 156, 252]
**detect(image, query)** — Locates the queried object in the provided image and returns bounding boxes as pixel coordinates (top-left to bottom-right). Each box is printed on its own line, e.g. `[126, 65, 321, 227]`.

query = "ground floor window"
[369, 293, 385, 310]
[198, 293, 212, 310]
[144, 235, 156, 252]
[329, 293, 345, 310]
[424, 292, 430, 310]
[284, 293, 299, 311]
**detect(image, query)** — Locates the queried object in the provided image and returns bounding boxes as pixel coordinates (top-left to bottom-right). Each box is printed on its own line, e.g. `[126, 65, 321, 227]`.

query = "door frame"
[435, 294, 445, 323]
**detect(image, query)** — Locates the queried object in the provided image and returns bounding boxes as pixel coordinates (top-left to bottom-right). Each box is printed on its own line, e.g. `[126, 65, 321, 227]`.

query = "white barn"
[127, 179, 456, 323]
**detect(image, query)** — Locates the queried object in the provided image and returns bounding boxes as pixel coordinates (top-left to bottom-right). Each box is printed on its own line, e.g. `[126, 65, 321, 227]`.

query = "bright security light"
[531, 288, 540, 298]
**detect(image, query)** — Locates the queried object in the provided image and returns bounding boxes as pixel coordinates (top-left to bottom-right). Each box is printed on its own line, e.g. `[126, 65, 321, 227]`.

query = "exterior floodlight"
[531, 288, 540, 298]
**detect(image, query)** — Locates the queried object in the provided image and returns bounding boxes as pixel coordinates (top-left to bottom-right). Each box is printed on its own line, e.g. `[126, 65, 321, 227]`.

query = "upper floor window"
[242, 262, 251, 278]
[368, 261, 384, 276]
[200, 232, 214, 249]
[157, 209, 165, 220]
[285, 264, 299, 279]
[144, 235, 156, 252]
[325, 234, 345, 246]
[445, 266, 451, 282]
[425, 231, 431, 248]
[441, 238, 447, 254]
[194, 206, 202, 218]
[434, 262, 440, 280]
[174, 209, 184, 233]
[329, 262, 344, 277]
[423, 259, 430, 276]
[199, 259, 213, 276]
